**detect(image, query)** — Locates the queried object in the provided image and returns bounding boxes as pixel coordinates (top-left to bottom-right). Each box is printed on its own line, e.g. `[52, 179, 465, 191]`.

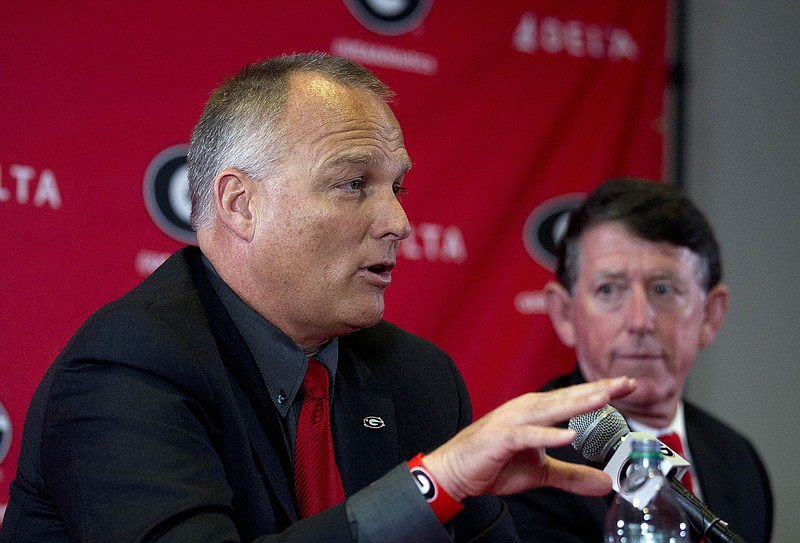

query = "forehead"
[577, 222, 700, 278]
[280, 72, 408, 166]
[283, 73, 396, 133]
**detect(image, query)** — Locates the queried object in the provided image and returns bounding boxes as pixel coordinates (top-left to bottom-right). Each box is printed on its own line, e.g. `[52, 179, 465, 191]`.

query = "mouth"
[361, 261, 395, 286]
[614, 352, 664, 364]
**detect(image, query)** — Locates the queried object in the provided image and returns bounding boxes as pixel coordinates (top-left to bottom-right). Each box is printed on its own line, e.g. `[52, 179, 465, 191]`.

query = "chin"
[617, 385, 675, 410]
[344, 303, 384, 331]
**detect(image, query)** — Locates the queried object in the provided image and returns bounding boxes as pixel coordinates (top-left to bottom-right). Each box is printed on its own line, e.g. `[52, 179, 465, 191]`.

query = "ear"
[699, 284, 729, 348]
[213, 168, 256, 242]
[544, 281, 577, 348]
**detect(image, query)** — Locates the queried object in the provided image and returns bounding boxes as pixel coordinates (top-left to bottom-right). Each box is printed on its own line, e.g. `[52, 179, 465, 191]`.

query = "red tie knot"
[302, 358, 330, 400]
[658, 432, 684, 455]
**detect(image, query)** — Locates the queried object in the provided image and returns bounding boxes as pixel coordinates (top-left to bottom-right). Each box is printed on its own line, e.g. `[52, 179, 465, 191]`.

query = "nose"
[371, 188, 411, 241]
[625, 285, 656, 334]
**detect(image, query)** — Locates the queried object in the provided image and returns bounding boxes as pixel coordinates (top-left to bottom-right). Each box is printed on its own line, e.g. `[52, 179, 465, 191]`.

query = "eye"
[335, 178, 365, 195]
[345, 179, 363, 191]
[597, 283, 615, 296]
[652, 283, 672, 296]
[595, 281, 627, 305]
[393, 184, 408, 198]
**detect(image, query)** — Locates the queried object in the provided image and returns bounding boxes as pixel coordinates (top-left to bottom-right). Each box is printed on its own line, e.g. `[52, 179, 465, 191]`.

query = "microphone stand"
[668, 478, 746, 543]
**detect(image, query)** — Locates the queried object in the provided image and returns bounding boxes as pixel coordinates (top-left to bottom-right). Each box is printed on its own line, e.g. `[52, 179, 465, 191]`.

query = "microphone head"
[569, 404, 629, 463]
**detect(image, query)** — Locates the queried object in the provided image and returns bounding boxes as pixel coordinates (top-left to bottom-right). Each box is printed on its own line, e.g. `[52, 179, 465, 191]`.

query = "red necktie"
[659, 432, 695, 493]
[294, 358, 345, 517]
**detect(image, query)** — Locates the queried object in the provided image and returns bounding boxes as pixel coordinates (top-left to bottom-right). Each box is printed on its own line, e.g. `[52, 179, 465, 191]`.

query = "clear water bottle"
[604, 437, 689, 543]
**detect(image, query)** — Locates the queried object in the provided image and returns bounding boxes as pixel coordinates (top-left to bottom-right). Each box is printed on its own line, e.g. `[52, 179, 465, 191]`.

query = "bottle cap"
[630, 437, 663, 460]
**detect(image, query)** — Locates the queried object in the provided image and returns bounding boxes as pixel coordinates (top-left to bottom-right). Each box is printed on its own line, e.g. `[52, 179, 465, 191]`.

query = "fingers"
[503, 376, 635, 428]
[421, 377, 635, 501]
[543, 456, 613, 497]
[551, 376, 636, 404]
[502, 425, 577, 452]
[604, 376, 637, 400]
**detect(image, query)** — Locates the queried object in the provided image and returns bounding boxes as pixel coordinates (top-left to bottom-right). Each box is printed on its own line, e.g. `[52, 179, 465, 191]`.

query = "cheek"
[572, 308, 617, 346]
[572, 319, 616, 373]
[276, 207, 335, 252]
[668, 327, 703, 372]
[657, 310, 704, 353]
[298, 220, 365, 283]
[254, 216, 327, 278]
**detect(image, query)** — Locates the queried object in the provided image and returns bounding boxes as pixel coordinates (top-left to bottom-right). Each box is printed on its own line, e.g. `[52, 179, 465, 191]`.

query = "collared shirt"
[199, 255, 450, 540]
[201, 255, 339, 461]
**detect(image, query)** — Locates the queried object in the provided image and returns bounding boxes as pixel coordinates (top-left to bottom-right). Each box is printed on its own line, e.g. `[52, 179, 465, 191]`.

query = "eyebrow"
[595, 270, 682, 282]
[330, 151, 412, 175]
[594, 270, 627, 281]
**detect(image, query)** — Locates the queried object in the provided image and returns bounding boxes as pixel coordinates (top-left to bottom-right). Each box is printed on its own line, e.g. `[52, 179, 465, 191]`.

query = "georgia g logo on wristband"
[410, 464, 437, 502]
[407, 453, 464, 524]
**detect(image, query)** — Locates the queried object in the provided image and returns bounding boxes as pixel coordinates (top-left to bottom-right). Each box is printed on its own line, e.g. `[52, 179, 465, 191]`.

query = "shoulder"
[504, 436, 605, 541]
[684, 401, 755, 450]
[340, 320, 458, 381]
[53, 246, 220, 389]
[346, 319, 460, 378]
[684, 401, 769, 470]
[684, 400, 771, 496]
[342, 320, 450, 358]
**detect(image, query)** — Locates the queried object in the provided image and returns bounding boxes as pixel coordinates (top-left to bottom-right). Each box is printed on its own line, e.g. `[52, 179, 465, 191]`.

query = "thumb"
[543, 457, 613, 497]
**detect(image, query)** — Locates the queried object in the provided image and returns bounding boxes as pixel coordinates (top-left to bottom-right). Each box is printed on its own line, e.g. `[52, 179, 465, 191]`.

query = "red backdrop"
[0, 1, 668, 517]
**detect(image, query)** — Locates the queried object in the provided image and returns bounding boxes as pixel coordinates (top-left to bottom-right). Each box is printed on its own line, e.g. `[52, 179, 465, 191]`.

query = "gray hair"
[187, 52, 394, 230]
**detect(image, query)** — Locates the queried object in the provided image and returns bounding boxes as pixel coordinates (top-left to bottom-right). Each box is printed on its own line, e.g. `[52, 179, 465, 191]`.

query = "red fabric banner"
[0, 1, 668, 515]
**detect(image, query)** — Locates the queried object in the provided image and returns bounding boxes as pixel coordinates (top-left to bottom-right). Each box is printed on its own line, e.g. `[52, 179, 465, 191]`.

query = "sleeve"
[346, 465, 518, 543]
[346, 464, 453, 543]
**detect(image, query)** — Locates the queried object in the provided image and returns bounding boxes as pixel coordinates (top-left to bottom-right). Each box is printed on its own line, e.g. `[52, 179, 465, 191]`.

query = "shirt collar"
[200, 255, 339, 417]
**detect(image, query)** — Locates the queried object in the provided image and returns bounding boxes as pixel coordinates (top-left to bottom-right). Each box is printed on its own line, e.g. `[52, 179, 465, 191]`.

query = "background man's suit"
[1, 247, 514, 542]
[503, 368, 772, 543]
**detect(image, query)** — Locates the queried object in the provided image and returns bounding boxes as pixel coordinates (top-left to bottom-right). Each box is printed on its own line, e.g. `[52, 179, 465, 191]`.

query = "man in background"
[0, 54, 635, 542]
[504, 177, 772, 542]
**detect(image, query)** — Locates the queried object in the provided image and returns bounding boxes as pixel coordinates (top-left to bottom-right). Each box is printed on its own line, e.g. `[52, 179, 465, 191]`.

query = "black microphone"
[569, 405, 746, 543]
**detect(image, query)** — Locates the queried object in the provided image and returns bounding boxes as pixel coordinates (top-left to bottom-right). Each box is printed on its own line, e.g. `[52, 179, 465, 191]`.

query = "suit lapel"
[684, 403, 731, 518]
[188, 255, 297, 523]
[332, 346, 399, 496]
[219, 343, 298, 523]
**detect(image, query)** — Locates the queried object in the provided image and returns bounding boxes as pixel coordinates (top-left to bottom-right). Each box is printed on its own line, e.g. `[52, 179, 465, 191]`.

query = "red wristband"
[407, 453, 464, 524]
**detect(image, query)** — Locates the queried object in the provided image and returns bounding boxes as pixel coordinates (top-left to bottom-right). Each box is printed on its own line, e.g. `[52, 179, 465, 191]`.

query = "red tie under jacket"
[658, 431, 695, 493]
[293, 358, 346, 518]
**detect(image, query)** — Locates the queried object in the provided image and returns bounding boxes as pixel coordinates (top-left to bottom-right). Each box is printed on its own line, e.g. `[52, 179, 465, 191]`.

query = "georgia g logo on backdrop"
[522, 193, 584, 271]
[143, 144, 197, 245]
[0, 400, 11, 467]
[343, 0, 432, 35]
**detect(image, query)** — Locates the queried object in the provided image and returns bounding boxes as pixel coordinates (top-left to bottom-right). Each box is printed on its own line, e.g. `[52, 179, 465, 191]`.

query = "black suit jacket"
[503, 368, 773, 543]
[1, 247, 516, 542]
